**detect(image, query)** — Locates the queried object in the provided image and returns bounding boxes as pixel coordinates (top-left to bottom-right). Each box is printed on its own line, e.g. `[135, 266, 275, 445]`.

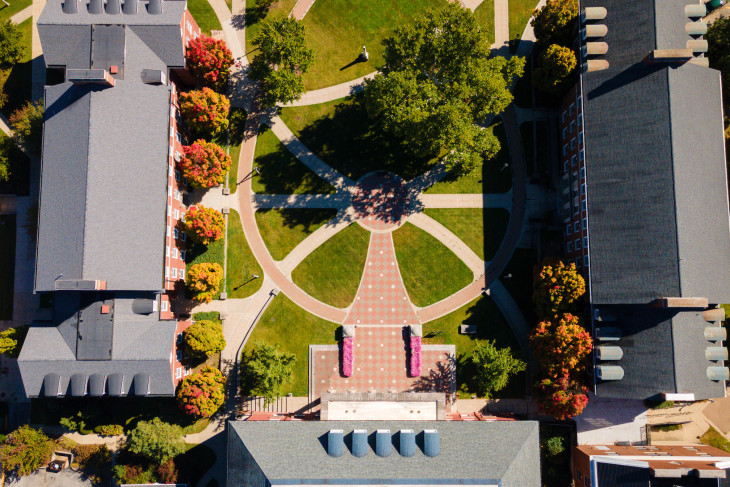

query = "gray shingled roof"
[582, 0, 730, 305]
[227, 421, 540, 486]
[35, 24, 174, 292]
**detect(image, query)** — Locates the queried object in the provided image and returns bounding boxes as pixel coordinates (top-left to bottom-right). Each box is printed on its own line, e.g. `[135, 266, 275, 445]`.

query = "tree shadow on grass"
[256, 207, 338, 232]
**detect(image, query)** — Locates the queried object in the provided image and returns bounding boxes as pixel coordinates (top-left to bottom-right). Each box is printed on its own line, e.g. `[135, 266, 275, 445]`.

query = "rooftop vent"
[147, 0, 162, 15]
[327, 430, 344, 458]
[105, 0, 121, 14]
[67, 69, 115, 87]
[596, 365, 624, 381]
[655, 297, 709, 308]
[685, 4, 707, 18]
[133, 373, 150, 396]
[43, 373, 61, 397]
[132, 298, 155, 315]
[141, 69, 166, 85]
[582, 24, 608, 40]
[582, 6, 607, 22]
[107, 373, 124, 397]
[596, 345, 623, 361]
[583, 41, 608, 56]
[596, 327, 621, 341]
[594, 308, 618, 322]
[423, 430, 440, 457]
[88, 0, 103, 14]
[89, 373, 106, 396]
[707, 367, 730, 381]
[706, 347, 728, 361]
[70, 373, 87, 396]
[375, 430, 391, 457]
[703, 308, 726, 323]
[583, 59, 610, 72]
[686, 39, 708, 53]
[352, 430, 367, 458]
[686, 21, 708, 36]
[62, 0, 79, 14]
[704, 326, 727, 341]
[400, 430, 416, 458]
[122, 0, 138, 14]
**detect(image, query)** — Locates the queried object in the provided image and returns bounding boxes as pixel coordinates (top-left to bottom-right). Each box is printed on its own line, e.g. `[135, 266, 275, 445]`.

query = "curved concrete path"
[282, 72, 377, 107]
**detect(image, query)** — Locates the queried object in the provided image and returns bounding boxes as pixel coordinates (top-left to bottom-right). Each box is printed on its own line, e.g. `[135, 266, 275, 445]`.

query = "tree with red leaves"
[178, 88, 230, 138]
[529, 313, 592, 377]
[181, 205, 225, 245]
[176, 366, 226, 418]
[186, 36, 234, 93]
[536, 374, 589, 420]
[180, 140, 231, 188]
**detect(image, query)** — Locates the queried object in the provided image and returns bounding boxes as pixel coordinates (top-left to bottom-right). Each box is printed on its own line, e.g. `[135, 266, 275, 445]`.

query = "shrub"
[532, 259, 585, 319]
[9, 100, 44, 155]
[0, 425, 55, 476]
[179, 88, 230, 137]
[95, 424, 124, 437]
[240, 342, 295, 406]
[156, 458, 179, 484]
[529, 313, 592, 378]
[182, 205, 225, 245]
[176, 366, 226, 418]
[180, 140, 232, 188]
[0, 325, 29, 358]
[536, 374, 589, 420]
[543, 436, 565, 457]
[72, 444, 111, 470]
[184, 319, 226, 358]
[59, 411, 86, 433]
[186, 262, 224, 303]
[186, 36, 234, 92]
[342, 337, 353, 377]
[409, 336, 422, 377]
[127, 418, 186, 465]
[0, 20, 24, 68]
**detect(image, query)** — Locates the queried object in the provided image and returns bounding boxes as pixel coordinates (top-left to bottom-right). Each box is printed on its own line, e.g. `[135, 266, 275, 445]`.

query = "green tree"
[9, 100, 44, 155]
[184, 320, 226, 358]
[250, 17, 314, 108]
[241, 342, 295, 405]
[0, 20, 24, 68]
[470, 340, 526, 398]
[126, 418, 185, 465]
[533, 44, 577, 95]
[176, 366, 226, 418]
[0, 425, 55, 477]
[531, 0, 578, 49]
[0, 325, 28, 358]
[363, 3, 524, 173]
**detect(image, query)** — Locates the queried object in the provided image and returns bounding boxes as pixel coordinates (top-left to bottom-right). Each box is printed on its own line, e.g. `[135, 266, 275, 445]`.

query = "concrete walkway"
[290, 0, 316, 20]
[492, 0, 509, 53]
[282, 72, 377, 107]
[10, 5, 32, 24]
[252, 192, 352, 210]
[419, 193, 512, 209]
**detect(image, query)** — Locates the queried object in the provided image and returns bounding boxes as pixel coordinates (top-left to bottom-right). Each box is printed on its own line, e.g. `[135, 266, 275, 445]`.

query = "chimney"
[123, 0, 138, 14]
[423, 430, 440, 458]
[375, 430, 391, 457]
[62, 0, 79, 14]
[327, 430, 344, 458]
[351, 430, 367, 458]
[88, 0, 103, 14]
[147, 0, 162, 15]
[105, 0, 121, 14]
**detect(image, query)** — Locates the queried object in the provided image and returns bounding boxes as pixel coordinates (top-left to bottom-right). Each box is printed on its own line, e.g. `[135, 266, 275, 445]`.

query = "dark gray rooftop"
[35, 23, 175, 292]
[581, 0, 730, 305]
[227, 420, 540, 486]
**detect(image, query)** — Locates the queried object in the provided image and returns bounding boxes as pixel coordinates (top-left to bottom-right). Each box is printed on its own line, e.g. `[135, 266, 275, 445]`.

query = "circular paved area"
[352, 171, 415, 231]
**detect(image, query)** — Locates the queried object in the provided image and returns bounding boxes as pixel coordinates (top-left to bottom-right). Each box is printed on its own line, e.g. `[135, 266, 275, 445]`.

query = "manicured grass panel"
[423, 295, 526, 398]
[187, 0, 222, 36]
[242, 293, 340, 396]
[280, 96, 439, 181]
[0, 0, 31, 22]
[291, 223, 369, 308]
[701, 427, 730, 453]
[227, 209, 264, 298]
[473, 0, 495, 45]
[499, 248, 538, 324]
[255, 208, 336, 260]
[424, 208, 509, 261]
[0, 215, 15, 320]
[251, 126, 335, 194]
[425, 120, 512, 194]
[392, 223, 473, 308]
[508, 0, 537, 49]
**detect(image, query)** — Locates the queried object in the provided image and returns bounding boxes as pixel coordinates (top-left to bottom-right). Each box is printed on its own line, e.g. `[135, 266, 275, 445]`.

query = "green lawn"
[185, 234, 225, 300]
[222, 107, 246, 194]
[244, 0, 298, 56]
[299, 0, 446, 91]
[700, 427, 730, 453]
[280, 96, 439, 181]
[0, 215, 15, 320]
[500, 248, 538, 324]
[227, 209, 264, 298]
[473, 0, 495, 45]
[425, 120, 512, 194]
[0, 18, 32, 119]
[291, 223, 369, 308]
[242, 293, 340, 396]
[424, 208, 509, 261]
[423, 295, 526, 398]
[509, 0, 537, 51]
[188, 0, 222, 36]
[251, 125, 335, 194]
[0, 0, 31, 21]
[392, 223, 473, 307]
[255, 208, 337, 260]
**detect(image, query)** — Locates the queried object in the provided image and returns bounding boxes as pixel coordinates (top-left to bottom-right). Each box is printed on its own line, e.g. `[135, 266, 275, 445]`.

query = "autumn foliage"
[532, 259, 585, 319]
[178, 88, 230, 137]
[185, 36, 234, 92]
[180, 140, 232, 188]
[176, 366, 226, 418]
[536, 374, 589, 420]
[186, 262, 224, 303]
[181, 205, 225, 245]
[530, 313, 592, 377]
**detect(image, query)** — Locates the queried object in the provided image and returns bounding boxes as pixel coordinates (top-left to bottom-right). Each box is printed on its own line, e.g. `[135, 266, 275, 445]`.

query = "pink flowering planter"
[409, 336, 422, 377]
[342, 337, 354, 377]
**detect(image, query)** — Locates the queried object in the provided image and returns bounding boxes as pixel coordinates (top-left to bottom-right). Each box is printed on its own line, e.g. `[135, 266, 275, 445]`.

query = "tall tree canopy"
[0, 20, 24, 68]
[531, 0, 578, 49]
[250, 17, 314, 108]
[126, 418, 185, 465]
[0, 426, 55, 477]
[241, 341, 295, 405]
[532, 44, 577, 95]
[363, 3, 524, 173]
[471, 340, 525, 398]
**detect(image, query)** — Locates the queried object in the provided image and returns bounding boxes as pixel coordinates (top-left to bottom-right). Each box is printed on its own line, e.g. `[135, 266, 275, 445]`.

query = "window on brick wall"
[578, 114, 583, 127]
[584, 255, 589, 266]
[172, 248, 178, 259]
[567, 241, 573, 252]
[177, 333, 183, 344]
[184, 365, 191, 376]
[570, 138, 576, 150]
[161, 300, 168, 312]
[569, 103, 575, 115]
[171, 268, 177, 279]
[165, 267, 170, 278]
[176, 367, 182, 379]
[166, 225, 171, 236]
[574, 222, 580, 233]
[579, 150, 585, 162]
[583, 217, 588, 229]
[174, 209, 179, 220]
[173, 228, 179, 239]
[581, 200, 586, 211]
[580, 183, 586, 195]
[563, 144, 568, 156]
[562, 111, 567, 123]
[562, 127, 568, 139]
[570, 121, 575, 133]
[177, 350, 182, 361]
[566, 225, 572, 236]
[575, 239, 581, 250]
[571, 155, 577, 167]
[583, 236, 588, 248]
[181, 232, 186, 242]
[180, 250, 186, 261]
[580, 167, 585, 179]
[576, 257, 582, 268]
[175, 169, 181, 181]
[180, 268, 185, 280]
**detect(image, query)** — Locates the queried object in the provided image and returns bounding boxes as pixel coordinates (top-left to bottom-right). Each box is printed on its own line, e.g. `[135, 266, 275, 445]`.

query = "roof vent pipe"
[63, 0, 79, 14]
[105, 0, 121, 14]
[423, 430, 440, 457]
[351, 430, 368, 458]
[147, 0, 162, 15]
[88, 0, 103, 14]
[327, 430, 344, 458]
[123, 0, 138, 14]
[400, 430, 416, 458]
[375, 430, 391, 457]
